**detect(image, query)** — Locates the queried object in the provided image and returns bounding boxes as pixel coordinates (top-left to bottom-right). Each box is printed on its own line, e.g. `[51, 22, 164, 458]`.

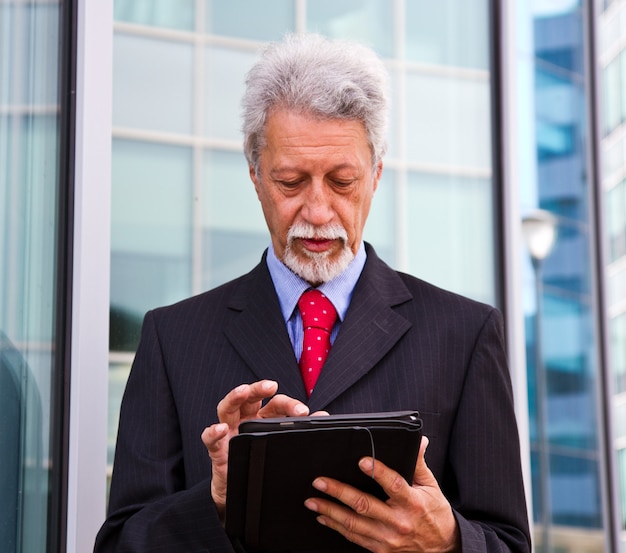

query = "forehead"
[262, 110, 371, 168]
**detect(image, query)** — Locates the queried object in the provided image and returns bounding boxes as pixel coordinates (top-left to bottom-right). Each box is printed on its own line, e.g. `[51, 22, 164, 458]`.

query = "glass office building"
[1, 0, 626, 551]
[519, 2, 607, 550]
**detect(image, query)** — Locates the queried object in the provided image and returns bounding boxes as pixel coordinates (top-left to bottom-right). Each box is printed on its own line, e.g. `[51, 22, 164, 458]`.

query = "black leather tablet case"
[225, 411, 422, 552]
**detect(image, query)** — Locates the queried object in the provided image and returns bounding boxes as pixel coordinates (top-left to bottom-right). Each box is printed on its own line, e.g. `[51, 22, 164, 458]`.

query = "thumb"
[412, 436, 437, 487]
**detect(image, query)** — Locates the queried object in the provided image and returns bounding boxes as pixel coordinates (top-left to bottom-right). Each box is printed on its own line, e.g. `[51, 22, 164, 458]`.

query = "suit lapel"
[223, 256, 307, 402]
[223, 246, 413, 409]
[308, 246, 413, 411]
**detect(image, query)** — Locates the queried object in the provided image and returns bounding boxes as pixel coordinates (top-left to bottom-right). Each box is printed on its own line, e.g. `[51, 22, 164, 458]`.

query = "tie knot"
[298, 289, 337, 333]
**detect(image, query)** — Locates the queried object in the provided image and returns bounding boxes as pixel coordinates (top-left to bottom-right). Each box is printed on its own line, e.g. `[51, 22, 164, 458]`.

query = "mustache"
[286, 222, 348, 242]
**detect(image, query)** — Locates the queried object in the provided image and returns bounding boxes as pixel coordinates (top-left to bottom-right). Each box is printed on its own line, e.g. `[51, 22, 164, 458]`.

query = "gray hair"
[242, 33, 390, 176]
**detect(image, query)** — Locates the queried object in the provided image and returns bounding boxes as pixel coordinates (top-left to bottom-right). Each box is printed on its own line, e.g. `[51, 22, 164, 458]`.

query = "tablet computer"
[225, 410, 422, 552]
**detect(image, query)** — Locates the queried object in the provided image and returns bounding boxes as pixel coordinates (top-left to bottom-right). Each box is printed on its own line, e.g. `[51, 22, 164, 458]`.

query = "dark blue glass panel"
[534, 13, 584, 75]
[528, 1, 605, 536]
[550, 453, 603, 528]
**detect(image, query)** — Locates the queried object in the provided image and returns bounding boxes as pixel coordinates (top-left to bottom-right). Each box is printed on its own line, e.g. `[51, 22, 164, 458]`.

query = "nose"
[300, 180, 334, 226]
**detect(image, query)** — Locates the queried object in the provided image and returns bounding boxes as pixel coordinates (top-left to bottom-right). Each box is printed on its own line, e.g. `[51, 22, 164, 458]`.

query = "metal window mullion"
[192, 1, 205, 296]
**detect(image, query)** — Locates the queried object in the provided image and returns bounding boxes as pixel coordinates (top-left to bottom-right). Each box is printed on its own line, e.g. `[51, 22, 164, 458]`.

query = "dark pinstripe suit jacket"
[94, 244, 531, 553]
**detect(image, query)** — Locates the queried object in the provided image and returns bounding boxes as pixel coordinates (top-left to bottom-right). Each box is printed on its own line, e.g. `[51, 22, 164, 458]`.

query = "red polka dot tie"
[298, 289, 338, 397]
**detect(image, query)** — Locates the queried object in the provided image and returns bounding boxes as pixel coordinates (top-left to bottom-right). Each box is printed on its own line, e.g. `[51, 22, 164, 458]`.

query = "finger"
[310, 476, 385, 521]
[202, 424, 231, 517]
[245, 379, 279, 402]
[237, 380, 283, 419]
[357, 456, 411, 503]
[412, 436, 438, 487]
[201, 423, 230, 456]
[304, 489, 384, 549]
[217, 380, 278, 426]
[259, 393, 309, 418]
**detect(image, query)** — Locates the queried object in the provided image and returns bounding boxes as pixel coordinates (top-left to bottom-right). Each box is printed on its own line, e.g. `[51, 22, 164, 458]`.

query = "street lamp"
[522, 209, 557, 553]
[522, 210, 557, 263]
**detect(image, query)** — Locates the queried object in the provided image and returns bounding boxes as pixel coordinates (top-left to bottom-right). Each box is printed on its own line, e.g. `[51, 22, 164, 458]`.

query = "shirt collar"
[266, 242, 367, 323]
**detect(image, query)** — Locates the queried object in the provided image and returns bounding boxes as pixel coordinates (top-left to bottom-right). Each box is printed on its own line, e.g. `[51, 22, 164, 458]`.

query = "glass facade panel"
[608, 180, 626, 263]
[205, 0, 294, 41]
[616, 400, 626, 441]
[551, 453, 603, 528]
[0, 2, 64, 552]
[114, 0, 195, 31]
[113, 33, 193, 134]
[608, 263, 626, 307]
[203, 46, 256, 141]
[363, 169, 397, 267]
[405, 72, 492, 169]
[604, 132, 626, 177]
[406, 172, 495, 305]
[405, 0, 490, 69]
[202, 150, 268, 290]
[542, 293, 596, 449]
[613, 313, 626, 395]
[604, 54, 624, 135]
[110, 139, 193, 352]
[107, 360, 133, 470]
[306, 0, 394, 58]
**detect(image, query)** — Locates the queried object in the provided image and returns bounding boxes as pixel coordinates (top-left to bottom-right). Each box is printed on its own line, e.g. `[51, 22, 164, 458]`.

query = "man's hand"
[303, 437, 461, 553]
[201, 380, 310, 517]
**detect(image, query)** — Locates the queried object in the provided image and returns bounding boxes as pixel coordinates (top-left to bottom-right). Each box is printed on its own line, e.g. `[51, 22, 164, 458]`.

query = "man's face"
[250, 109, 382, 285]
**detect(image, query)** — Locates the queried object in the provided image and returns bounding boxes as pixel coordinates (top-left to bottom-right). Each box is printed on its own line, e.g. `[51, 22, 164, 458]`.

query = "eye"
[278, 179, 302, 189]
[332, 179, 354, 188]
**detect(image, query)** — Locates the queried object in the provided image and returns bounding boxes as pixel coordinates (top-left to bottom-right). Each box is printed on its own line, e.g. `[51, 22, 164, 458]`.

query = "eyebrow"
[269, 163, 360, 177]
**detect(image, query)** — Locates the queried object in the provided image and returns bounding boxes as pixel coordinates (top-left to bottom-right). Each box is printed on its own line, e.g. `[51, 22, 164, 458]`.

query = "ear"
[249, 165, 261, 199]
[372, 161, 383, 193]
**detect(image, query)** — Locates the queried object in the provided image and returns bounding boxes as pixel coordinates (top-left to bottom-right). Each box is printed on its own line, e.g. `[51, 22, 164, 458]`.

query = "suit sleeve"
[448, 308, 531, 552]
[93, 311, 236, 553]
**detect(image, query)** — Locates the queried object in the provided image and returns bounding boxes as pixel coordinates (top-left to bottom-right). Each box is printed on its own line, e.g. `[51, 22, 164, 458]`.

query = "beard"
[282, 222, 354, 285]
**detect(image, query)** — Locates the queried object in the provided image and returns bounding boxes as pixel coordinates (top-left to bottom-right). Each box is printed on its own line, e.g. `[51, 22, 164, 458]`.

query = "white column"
[498, 0, 535, 532]
[66, 1, 113, 551]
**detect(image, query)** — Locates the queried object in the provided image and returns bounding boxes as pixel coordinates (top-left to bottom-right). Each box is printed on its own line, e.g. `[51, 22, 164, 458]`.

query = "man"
[95, 33, 531, 552]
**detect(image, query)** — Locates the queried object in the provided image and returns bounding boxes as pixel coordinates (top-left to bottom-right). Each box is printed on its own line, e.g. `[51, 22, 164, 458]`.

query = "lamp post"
[521, 209, 557, 553]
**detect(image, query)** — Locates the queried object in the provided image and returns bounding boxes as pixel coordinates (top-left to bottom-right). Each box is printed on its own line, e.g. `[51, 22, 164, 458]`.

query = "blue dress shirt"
[266, 242, 366, 362]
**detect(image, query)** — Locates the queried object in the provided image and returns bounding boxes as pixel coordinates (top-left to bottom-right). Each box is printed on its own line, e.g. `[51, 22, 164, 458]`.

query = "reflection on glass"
[113, 34, 194, 134]
[202, 150, 268, 289]
[611, 313, 626, 394]
[406, 172, 495, 305]
[524, 2, 605, 548]
[363, 169, 396, 266]
[206, 0, 294, 41]
[203, 46, 256, 141]
[306, 0, 394, 58]
[110, 139, 193, 351]
[603, 55, 623, 135]
[108, 360, 133, 470]
[405, 72, 492, 169]
[405, 0, 489, 68]
[114, 0, 195, 31]
[607, 180, 626, 263]
[0, 2, 61, 552]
